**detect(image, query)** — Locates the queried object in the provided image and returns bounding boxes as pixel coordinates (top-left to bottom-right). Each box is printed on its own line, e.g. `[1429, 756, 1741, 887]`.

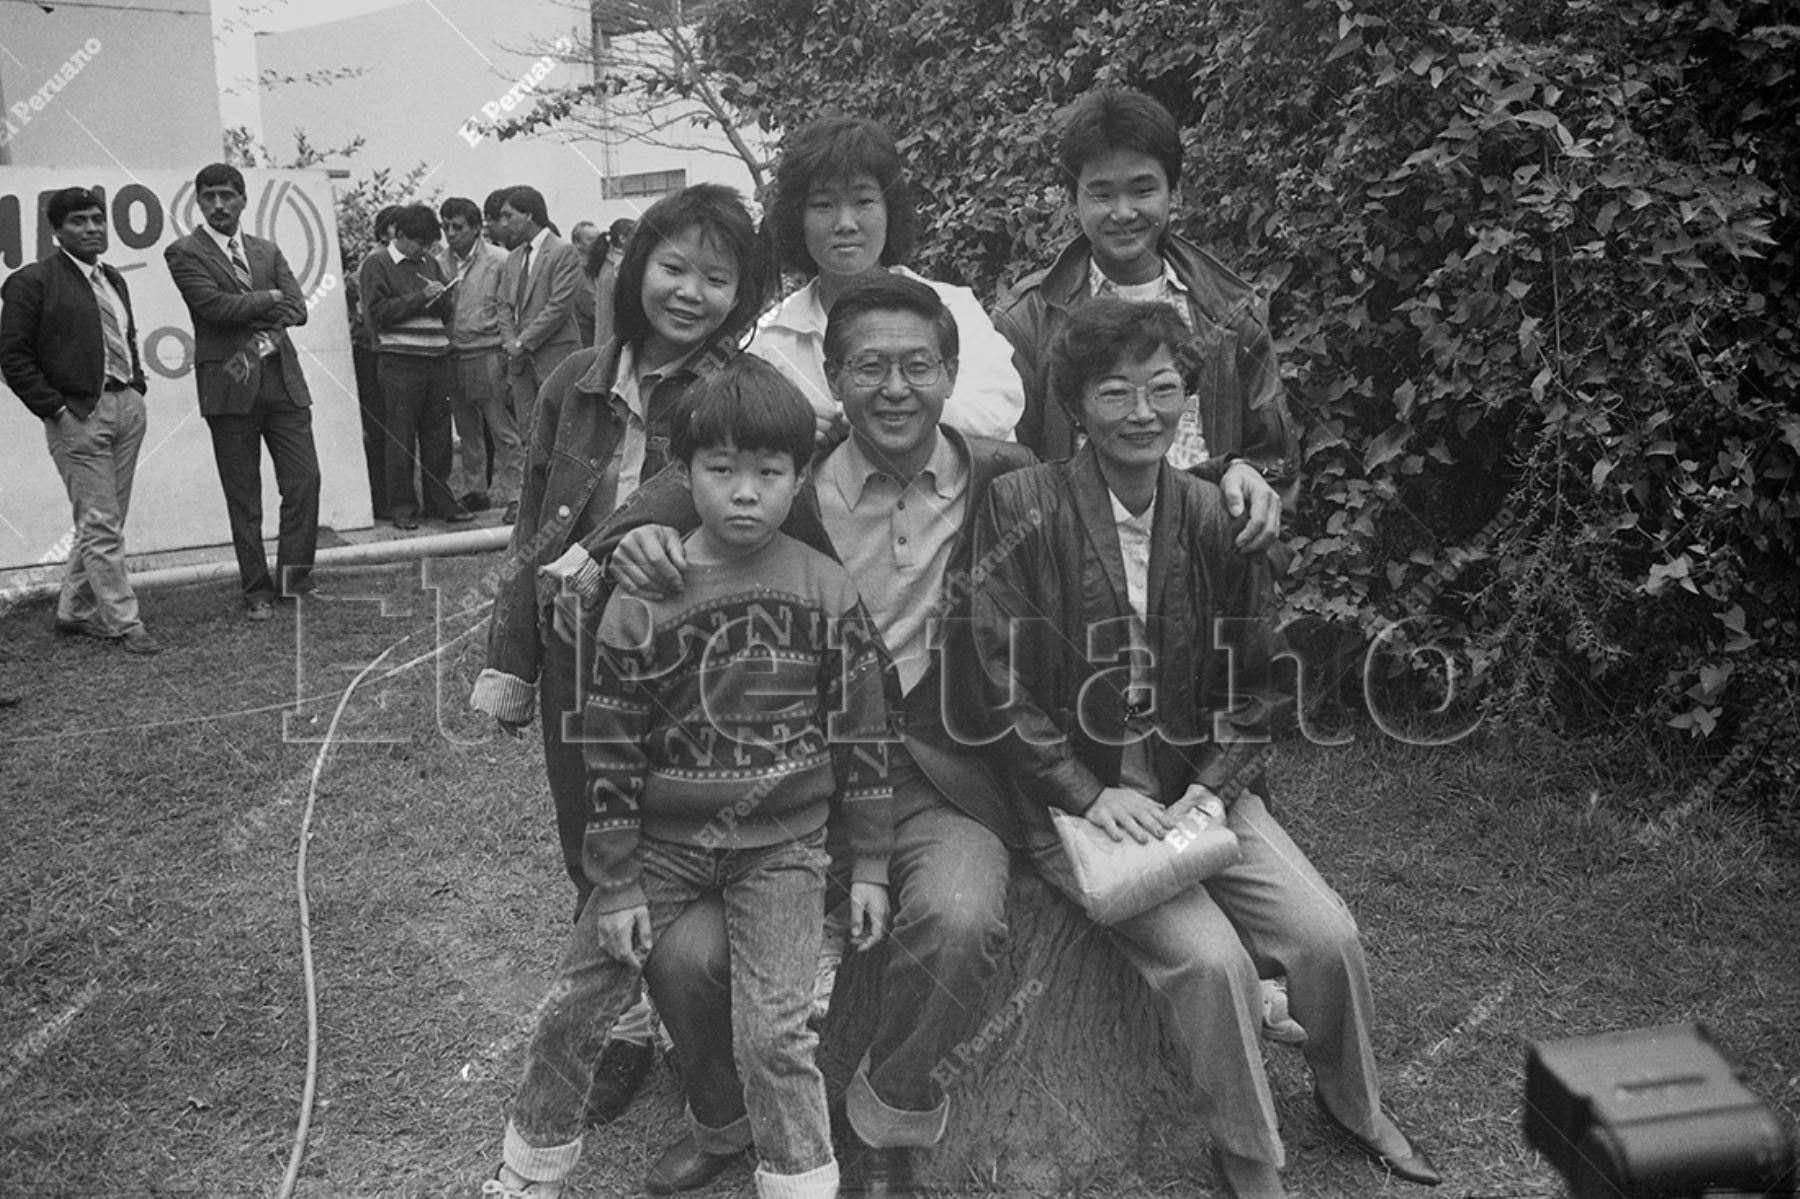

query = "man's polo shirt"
[816, 428, 968, 695]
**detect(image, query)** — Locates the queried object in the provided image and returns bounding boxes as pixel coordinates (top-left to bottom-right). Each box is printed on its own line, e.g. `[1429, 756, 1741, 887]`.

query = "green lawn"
[2, 554, 1795, 1197]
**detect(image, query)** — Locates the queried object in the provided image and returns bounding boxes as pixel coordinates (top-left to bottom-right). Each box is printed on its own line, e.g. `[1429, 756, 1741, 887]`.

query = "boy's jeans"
[509, 827, 835, 1179]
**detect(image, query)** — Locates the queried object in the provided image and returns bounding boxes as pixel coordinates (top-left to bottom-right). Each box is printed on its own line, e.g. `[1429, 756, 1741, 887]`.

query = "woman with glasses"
[750, 115, 1025, 444]
[967, 300, 1441, 1199]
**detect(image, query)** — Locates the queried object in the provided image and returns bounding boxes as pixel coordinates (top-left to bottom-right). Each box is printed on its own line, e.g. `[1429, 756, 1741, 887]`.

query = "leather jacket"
[970, 447, 1280, 837]
[993, 232, 1295, 498]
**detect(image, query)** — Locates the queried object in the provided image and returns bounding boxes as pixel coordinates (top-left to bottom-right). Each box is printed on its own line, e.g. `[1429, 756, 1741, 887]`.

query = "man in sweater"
[438, 196, 519, 517]
[484, 357, 893, 1199]
[359, 203, 471, 530]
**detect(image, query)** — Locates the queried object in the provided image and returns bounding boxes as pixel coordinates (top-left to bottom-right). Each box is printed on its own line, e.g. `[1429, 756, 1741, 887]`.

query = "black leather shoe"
[501, 500, 520, 524]
[644, 1133, 743, 1194]
[1314, 1090, 1442, 1186]
[584, 1039, 655, 1126]
[857, 1145, 922, 1197]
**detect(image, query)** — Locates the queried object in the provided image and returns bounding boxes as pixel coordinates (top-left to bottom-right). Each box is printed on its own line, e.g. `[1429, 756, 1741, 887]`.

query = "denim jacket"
[470, 336, 735, 723]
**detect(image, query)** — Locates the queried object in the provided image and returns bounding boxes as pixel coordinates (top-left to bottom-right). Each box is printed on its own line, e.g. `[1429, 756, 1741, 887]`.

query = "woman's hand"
[848, 881, 890, 951]
[1083, 786, 1175, 844]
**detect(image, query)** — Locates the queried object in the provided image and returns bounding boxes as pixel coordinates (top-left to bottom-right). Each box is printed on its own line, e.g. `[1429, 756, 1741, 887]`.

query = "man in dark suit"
[0, 185, 160, 655]
[164, 162, 322, 621]
[495, 185, 582, 511]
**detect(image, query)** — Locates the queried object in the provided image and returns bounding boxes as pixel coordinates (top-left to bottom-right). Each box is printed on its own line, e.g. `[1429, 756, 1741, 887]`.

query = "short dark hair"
[1058, 88, 1184, 194]
[611, 183, 766, 350]
[393, 203, 441, 244]
[671, 356, 816, 473]
[373, 204, 404, 241]
[439, 196, 482, 227]
[1047, 299, 1190, 418]
[194, 162, 248, 196]
[608, 217, 637, 245]
[482, 188, 514, 222]
[822, 273, 958, 368]
[503, 185, 549, 229]
[769, 116, 918, 277]
[46, 186, 103, 229]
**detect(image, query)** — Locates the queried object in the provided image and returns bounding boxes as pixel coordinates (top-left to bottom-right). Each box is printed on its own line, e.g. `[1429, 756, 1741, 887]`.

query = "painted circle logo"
[168, 177, 332, 295]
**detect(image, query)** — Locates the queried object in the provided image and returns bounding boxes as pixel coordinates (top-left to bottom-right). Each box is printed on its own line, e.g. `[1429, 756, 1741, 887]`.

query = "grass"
[2, 553, 1796, 1197]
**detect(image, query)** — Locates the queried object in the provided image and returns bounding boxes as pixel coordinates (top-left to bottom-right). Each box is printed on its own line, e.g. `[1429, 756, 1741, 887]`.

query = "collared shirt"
[579, 341, 700, 530]
[436, 240, 507, 352]
[1110, 484, 1159, 793]
[747, 265, 1025, 441]
[1087, 256, 1208, 469]
[816, 428, 969, 694]
[64, 249, 131, 383]
[519, 225, 551, 285]
[199, 220, 253, 275]
[1088, 256, 1195, 331]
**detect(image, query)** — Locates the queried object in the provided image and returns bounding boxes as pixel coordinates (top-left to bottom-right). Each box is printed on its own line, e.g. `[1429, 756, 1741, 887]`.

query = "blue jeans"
[645, 750, 1012, 1146]
[509, 828, 835, 1178]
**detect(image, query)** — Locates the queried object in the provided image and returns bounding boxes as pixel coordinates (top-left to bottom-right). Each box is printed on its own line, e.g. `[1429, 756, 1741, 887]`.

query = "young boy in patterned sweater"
[487, 356, 895, 1199]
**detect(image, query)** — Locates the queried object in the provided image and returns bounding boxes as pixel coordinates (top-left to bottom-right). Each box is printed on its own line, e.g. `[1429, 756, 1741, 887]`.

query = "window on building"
[602, 169, 687, 200]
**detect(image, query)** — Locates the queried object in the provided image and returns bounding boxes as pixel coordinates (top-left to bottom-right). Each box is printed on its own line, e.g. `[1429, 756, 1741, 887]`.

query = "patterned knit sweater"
[581, 532, 895, 914]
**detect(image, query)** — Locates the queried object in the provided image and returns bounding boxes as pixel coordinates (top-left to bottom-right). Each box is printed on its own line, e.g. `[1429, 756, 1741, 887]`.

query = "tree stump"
[818, 871, 1203, 1192]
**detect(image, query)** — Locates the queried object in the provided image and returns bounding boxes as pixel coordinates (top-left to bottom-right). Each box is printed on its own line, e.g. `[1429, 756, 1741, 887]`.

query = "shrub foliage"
[692, 0, 1800, 816]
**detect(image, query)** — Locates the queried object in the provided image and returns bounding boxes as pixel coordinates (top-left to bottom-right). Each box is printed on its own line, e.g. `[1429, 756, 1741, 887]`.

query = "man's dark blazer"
[163, 227, 312, 416]
[0, 252, 146, 421]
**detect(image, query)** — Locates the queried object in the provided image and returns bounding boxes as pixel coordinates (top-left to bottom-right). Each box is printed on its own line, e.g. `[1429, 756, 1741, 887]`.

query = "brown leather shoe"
[644, 1133, 743, 1194]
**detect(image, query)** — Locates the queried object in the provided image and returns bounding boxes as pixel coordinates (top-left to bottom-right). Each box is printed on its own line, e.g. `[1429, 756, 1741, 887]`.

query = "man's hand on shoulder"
[610, 525, 688, 600]
[1221, 459, 1281, 554]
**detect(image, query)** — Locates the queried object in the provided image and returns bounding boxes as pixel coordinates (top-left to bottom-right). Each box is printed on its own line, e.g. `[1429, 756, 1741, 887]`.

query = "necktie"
[231, 238, 279, 359]
[89, 268, 133, 384]
[514, 243, 533, 315]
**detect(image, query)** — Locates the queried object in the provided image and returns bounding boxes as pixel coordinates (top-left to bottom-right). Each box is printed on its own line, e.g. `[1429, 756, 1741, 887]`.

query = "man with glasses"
[603, 274, 1034, 1196]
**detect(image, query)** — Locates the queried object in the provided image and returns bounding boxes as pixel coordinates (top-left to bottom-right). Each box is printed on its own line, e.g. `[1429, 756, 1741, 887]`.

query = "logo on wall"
[167, 177, 333, 297]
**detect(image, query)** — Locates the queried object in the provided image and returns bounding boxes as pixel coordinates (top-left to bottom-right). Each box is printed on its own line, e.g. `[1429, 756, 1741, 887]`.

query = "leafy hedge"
[692, 0, 1799, 821]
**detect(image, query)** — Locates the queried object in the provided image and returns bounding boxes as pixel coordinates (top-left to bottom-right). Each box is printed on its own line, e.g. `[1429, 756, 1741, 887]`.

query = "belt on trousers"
[102, 378, 131, 392]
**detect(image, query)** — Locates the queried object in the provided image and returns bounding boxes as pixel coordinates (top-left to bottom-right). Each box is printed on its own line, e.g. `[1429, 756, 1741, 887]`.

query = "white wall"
[0, 168, 368, 576]
[0, 2, 222, 170]
[252, 0, 763, 234]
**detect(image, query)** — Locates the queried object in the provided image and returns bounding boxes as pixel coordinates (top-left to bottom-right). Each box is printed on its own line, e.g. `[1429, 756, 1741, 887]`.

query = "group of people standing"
[2, 161, 326, 646]
[473, 88, 1444, 1199]
[350, 185, 621, 531]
